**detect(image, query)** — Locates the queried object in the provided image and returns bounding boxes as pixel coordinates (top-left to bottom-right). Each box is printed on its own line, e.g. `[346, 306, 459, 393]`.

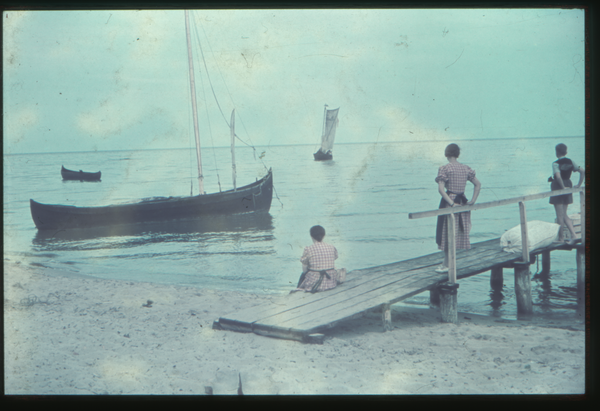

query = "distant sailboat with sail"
[313, 105, 339, 161]
[30, 10, 273, 230]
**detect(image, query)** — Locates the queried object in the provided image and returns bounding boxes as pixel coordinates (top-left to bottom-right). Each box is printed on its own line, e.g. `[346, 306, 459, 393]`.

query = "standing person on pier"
[434, 144, 482, 273]
[549, 143, 584, 246]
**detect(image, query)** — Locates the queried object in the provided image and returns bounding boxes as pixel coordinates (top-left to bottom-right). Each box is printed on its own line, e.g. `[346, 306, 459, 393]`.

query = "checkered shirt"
[298, 241, 339, 291]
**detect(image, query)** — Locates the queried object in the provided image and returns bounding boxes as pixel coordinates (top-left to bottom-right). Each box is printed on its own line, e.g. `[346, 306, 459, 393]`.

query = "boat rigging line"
[192, 13, 266, 166]
[190, 11, 282, 208]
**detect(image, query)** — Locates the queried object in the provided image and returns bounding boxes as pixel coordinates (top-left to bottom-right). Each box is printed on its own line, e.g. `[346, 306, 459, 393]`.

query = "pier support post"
[438, 282, 460, 324]
[518, 201, 530, 264]
[514, 262, 533, 315]
[382, 303, 393, 332]
[490, 266, 503, 290]
[541, 250, 551, 275]
[577, 245, 585, 295]
[430, 287, 440, 308]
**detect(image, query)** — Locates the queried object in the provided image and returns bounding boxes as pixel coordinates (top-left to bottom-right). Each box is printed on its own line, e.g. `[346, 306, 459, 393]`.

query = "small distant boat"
[313, 105, 339, 161]
[61, 165, 102, 181]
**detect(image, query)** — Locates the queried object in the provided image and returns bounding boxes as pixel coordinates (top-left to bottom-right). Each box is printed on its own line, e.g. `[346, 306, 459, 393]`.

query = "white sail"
[320, 108, 339, 153]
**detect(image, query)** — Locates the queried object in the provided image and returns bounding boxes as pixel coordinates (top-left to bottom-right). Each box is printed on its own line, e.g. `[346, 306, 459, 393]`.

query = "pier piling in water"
[576, 245, 585, 294]
[490, 266, 503, 290]
[541, 250, 551, 275]
[439, 282, 460, 324]
[514, 262, 533, 315]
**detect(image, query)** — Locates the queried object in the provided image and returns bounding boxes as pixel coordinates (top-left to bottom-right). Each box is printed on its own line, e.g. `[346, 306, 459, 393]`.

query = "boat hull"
[61, 166, 101, 181]
[32, 169, 273, 230]
[313, 150, 332, 161]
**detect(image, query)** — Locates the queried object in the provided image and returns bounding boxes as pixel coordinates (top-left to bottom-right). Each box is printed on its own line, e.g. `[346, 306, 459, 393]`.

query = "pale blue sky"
[3, 8, 585, 154]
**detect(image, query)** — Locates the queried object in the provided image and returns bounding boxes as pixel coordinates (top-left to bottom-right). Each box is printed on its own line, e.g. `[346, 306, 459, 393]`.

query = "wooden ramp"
[214, 219, 583, 343]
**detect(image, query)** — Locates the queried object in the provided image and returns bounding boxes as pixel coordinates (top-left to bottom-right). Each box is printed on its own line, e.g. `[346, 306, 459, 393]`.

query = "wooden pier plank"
[268, 245, 532, 331]
[254, 269, 444, 328]
[219, 239, 519, 327]
[272, 273, 444, 331]
[220, 250, 514, 336]
[221, 251, 454, 323]
[220, 239, 508, 327]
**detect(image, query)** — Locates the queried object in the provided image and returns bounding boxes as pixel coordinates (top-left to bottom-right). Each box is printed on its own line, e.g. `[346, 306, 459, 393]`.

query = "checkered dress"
[298, 242, 340, 292]
[435, 162, 476, 250]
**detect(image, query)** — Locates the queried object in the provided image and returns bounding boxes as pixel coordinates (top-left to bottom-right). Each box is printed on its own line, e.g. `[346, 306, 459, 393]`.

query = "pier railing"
[408, 187, 585, 284]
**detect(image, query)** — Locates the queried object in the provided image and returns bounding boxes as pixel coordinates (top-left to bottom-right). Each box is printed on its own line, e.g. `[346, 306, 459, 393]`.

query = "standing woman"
[435, 144, 482, 273]
[549, 143, 584, 245]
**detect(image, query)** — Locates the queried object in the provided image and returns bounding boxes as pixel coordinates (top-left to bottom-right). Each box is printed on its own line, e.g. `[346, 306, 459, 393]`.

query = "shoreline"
[4, 260, 586, 395]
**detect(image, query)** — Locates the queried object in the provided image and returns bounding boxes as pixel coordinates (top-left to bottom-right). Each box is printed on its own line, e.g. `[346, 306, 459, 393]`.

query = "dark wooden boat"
[61, 165, 101, 181]
[313, 105, 339, 161]
[30, 11, 273, 231]
[313, 149, 333, 161]
[30, 169, 272, 230]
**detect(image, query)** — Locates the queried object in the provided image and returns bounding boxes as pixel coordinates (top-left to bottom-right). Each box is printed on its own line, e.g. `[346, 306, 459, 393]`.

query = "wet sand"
[4, 260, 586, 395]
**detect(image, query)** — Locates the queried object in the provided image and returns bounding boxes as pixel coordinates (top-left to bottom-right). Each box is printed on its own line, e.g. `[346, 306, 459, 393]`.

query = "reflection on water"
[32, 213, 274, 251]
[488, 288, 506, 311]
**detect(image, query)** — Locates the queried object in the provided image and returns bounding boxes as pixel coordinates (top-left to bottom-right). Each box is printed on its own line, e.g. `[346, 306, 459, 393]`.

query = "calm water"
[3, 137, 585, 321]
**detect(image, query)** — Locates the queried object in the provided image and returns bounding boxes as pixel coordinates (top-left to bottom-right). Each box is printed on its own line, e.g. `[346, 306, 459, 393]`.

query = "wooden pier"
[214, 188, 585, 343]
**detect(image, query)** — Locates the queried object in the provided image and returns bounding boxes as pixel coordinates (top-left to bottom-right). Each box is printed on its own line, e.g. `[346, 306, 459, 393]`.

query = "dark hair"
[310, 225, 326, 242]
[445, 143, 460, 158]
[555, 143, 567, 156]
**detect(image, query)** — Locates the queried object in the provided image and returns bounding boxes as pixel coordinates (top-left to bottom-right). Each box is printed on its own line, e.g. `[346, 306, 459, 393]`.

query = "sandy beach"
[4, 259, 586, 396]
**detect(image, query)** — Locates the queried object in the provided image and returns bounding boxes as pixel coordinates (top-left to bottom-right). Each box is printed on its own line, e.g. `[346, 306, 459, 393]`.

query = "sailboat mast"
[185, 10, 204, 195]
[320, 104, 328, 152]
[230, 109, 237, 191]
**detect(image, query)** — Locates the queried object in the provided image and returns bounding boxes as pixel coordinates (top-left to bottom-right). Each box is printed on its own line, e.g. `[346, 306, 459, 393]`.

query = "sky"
[3, 8, 586, 154]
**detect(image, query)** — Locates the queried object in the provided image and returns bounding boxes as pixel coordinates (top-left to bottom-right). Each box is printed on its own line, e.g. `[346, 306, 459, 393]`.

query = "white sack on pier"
[500, 220, 560, 254]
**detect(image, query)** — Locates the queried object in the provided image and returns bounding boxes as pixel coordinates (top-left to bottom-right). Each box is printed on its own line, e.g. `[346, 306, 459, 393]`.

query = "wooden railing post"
[447, 212, 457, 283]
[518, 201, 529, 264]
